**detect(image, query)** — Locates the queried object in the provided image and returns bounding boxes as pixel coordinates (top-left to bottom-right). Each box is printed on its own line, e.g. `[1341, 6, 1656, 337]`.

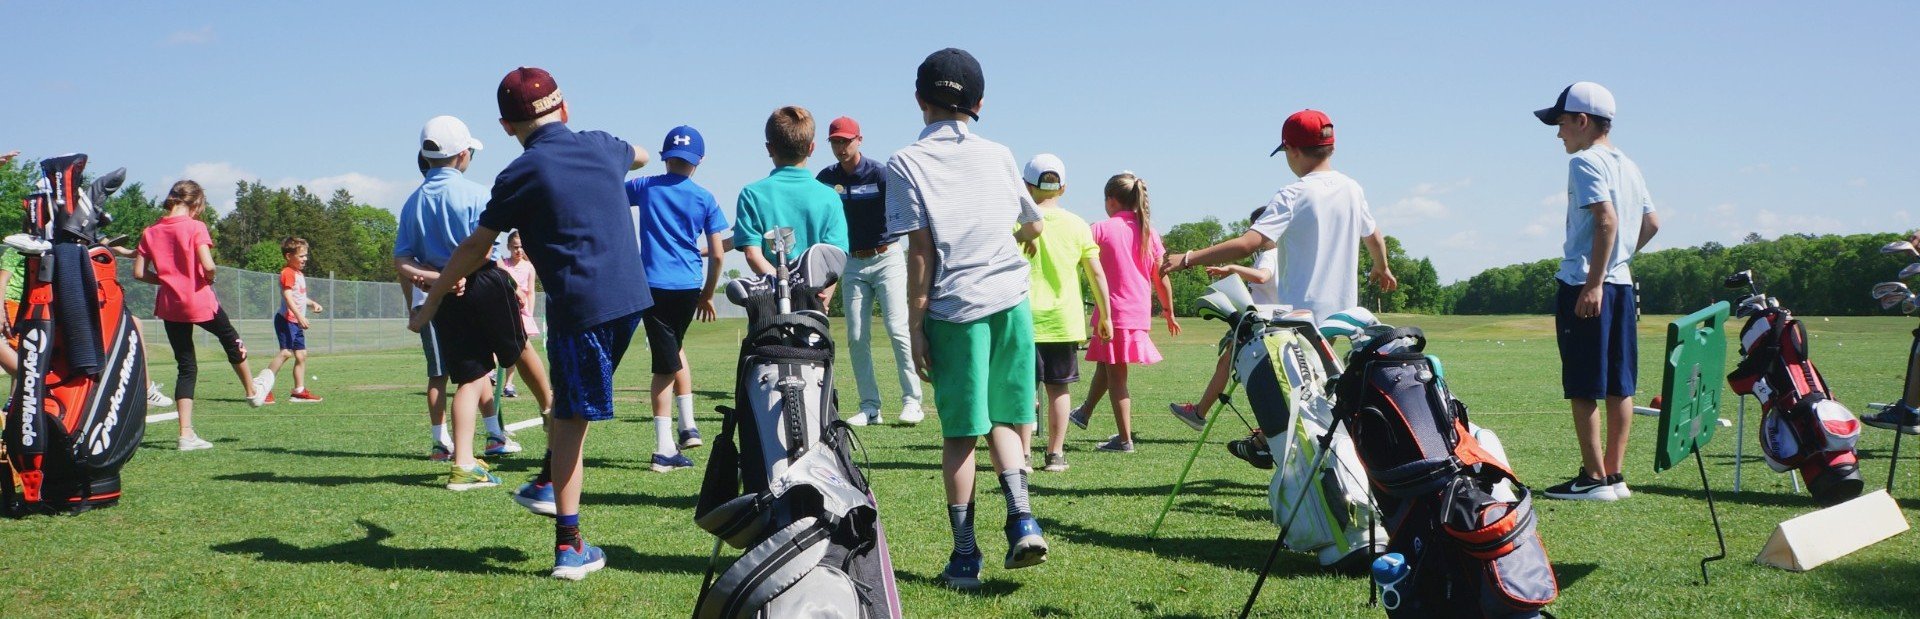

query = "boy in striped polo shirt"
[886, 47, 1047, 590]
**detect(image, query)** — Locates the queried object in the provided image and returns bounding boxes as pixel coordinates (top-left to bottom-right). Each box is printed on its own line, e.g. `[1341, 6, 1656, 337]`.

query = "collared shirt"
[816, 156, 892, 251]
[627, 173, 727, 291]
[884, 120, 1041, 324]
[734, 166, 849, 262]
[478, 122, 652, 335]
[1558, 145, 1655, 286]
[396, 167, 503, 270]
[1091, 210, 1166, 331]
[1028, 205, 1100, 343]
[136, 215, 218, 323]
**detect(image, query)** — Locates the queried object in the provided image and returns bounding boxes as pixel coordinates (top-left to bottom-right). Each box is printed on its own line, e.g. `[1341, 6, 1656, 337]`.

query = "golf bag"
[1334, 327, 1557, 618]
[1728, 306, 1864, 506]
[694, 243, 900, 619]
[1233, 309, 1385, 569]
[1, 154, 147, 516]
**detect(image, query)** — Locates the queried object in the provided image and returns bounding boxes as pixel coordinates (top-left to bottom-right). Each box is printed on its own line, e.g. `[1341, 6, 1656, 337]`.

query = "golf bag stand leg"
[1733, 396, 1744, 493]
[1239, 415, 1344, 619]
[1694, 447, 1727, 585]
[1150, 379, 1239, 538]
[1889, 431, 1902, 494]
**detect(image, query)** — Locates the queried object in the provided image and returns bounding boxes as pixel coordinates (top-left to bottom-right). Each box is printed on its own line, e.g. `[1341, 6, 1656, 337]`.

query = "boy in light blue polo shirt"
[734, 106, 848, 279]
[1532, 81, 1661, 503]
[626, 125, 728, 473]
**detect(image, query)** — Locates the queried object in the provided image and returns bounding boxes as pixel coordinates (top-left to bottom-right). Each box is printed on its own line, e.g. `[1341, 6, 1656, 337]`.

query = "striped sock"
[1000, 470, 1032, 519]
[948, 503, 977, 556]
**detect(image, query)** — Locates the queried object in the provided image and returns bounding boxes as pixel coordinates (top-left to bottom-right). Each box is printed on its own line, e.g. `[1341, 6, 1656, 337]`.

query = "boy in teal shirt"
[1021, 154, 1109, 473]
[734, 106, 849, 276]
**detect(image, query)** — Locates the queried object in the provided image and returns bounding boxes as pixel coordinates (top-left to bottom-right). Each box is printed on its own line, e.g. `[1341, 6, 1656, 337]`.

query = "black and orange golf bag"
[1728, 303, 1864, 506]
[1, 153, 147, 516]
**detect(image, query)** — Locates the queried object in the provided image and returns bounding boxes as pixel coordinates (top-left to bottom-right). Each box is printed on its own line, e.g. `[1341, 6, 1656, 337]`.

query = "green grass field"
[4, 313, 1919, 617]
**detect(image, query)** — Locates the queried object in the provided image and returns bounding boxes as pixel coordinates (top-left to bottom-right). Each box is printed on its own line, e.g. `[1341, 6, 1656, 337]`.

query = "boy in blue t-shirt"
[412, 67, 652, 581]
[733, 106, 848, 280]
[626, 125, 728, 473]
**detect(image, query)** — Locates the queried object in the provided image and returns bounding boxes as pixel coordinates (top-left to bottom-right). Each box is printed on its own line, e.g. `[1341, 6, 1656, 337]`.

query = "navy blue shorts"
[1555, 282, 1638, 400]
[548, 311, 642, 421]
[273, 314, 307, 351]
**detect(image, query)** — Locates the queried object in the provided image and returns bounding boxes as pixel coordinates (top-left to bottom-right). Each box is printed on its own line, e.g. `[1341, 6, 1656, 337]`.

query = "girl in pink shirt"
[1071, 172, 1181, 452]
[133, 181, 264, 451]
[498, 230, 539, 397]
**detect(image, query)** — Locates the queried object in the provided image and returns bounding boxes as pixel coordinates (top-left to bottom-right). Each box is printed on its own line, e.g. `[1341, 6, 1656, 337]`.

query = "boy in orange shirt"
[261, 237, 324, 403]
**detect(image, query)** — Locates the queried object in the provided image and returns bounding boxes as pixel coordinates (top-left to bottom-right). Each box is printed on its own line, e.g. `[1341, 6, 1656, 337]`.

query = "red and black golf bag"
[1728, 306, 1864, 506]
[1, 154, 147, 516]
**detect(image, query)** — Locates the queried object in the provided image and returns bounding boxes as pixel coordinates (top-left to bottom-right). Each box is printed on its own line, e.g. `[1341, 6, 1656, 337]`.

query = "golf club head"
[1883, 240, 1919, 256]
[1874, 282, 1911, 301]
[1723, 270, 1753, 290]
[1905, 295, 1919, 315]
[1882, 294, 1908, 311]
[1901, 263, 1920, 281]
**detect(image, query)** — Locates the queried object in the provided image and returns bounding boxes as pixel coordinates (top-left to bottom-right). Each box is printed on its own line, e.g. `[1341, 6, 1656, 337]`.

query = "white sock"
[655, 416, 678, 456]
[484, 415, 504, 439]
[431, 424, 450, 448]
[677, 394, 696, 430]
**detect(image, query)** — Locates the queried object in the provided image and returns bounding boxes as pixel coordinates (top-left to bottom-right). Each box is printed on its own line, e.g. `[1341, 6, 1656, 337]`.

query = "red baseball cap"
[497, 67, 564, 122]
[828, 116, 861, 140]
[1271, 109, 1335, 156]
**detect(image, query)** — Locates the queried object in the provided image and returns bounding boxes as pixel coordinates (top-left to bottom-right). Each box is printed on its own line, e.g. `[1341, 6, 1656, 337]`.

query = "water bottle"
[1372, 552, 1409, 611]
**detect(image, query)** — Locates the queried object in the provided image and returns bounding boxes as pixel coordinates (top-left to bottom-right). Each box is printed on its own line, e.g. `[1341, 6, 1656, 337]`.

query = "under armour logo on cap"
[673, 135, 692, 146]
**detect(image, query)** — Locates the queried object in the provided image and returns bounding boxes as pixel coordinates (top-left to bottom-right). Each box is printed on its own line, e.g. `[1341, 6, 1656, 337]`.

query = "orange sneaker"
[290, 390, 323, 403]
[263, 392, 277, 405]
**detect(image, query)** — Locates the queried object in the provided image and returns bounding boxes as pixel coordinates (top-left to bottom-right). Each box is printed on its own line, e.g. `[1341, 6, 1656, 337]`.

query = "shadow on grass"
[1631, 483, 1819, 509]
[241, 446, 413, 462]
[598, 544, 711, 575]
[1822, 555, 1920, 617]
[1032, 478, 1266, 500]
[582, 489, 699, 511]
[894, 571, 1023, 597]
[858, 459, 943, 472]
[1553, 562, 1599, 591]
[213, 519, 528, 574]
[214, 471, 440, 488]
[1043, 520, 1322, 576]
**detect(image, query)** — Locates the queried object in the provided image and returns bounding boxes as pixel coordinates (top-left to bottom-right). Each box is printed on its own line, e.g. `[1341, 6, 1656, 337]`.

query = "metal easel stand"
[1694, 446, 1728, 585]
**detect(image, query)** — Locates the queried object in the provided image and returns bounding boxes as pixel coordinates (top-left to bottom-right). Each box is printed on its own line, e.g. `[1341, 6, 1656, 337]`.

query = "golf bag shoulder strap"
[748, 314, 832, 346]
[1362, 326, 1426, 356]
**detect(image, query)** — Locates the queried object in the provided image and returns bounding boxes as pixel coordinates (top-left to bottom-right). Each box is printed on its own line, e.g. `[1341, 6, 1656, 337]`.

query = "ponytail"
[163, 180, 206, 216]
[1104, 172, 1157, 274]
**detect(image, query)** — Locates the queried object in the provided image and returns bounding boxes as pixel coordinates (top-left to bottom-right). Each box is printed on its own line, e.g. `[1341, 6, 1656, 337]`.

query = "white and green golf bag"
[1237, 308, 1387, 570]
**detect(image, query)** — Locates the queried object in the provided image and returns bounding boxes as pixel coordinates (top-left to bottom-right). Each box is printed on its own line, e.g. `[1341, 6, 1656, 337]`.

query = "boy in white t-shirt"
[1166, 108, 1395, 321]
[1168, 206, 1279, 430]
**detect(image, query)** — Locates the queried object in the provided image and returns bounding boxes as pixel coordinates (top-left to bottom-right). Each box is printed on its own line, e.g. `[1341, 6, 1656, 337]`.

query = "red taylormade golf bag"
[1, 154, 147, 516]
[1728, 304, 1864, 506]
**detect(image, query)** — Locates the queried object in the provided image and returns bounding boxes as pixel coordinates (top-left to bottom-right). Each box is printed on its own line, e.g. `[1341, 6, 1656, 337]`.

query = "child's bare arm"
[1081, 255, 1113, 340]
[1363, 230, 1398, 292]
[1014, 219, 1043, 243]
[906, 229, 934, 382]
[743, 246, 774, 276]
[408, 227, 503, 332]
[133, 254, 160, 285]
[1204, 263, 1273, 284]
[196, 244, 218, 283]
[1155, 268, 1181, 336]
[1166, 230, 1265, 273]
[697, 231, 725, 322]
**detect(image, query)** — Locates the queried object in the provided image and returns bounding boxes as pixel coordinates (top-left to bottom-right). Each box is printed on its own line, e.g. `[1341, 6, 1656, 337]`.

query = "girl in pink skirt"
[1070, 172, 1180, 452]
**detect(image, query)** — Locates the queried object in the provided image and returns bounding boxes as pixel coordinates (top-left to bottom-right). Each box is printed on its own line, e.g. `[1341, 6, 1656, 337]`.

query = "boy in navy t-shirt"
[412, 66, 652, 581]
[626, 125, 728, 473]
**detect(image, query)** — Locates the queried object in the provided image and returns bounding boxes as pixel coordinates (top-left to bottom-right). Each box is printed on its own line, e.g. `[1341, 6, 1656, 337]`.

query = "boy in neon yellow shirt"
[1020, 154, 1109, 473]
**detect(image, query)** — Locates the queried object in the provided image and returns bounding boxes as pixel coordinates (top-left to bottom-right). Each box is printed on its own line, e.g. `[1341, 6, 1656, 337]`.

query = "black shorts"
[429, 262, 528, 385]
[644, 287, 702, 374]
[1035, 341, 1082, 385]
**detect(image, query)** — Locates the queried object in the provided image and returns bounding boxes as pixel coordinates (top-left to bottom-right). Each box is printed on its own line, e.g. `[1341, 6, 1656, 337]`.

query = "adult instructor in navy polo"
[819, 116, 924, 427]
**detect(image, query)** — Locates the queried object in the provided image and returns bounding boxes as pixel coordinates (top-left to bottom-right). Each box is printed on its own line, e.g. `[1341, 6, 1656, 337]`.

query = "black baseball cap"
[916, 48, 984, 121]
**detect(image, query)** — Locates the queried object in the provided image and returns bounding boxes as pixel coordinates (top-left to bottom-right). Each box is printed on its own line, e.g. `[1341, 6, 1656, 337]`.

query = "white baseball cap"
[1023, 153, 1065, 190]
[420, 115, 484, 159]
[1534, 82, 1616, 125]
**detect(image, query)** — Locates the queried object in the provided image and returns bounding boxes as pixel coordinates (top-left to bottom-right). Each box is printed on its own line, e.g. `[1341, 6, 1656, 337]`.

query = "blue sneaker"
[651, 452, 695, 473]
[551, 542, 606, 581]
[1004, 516, 1049, 569]
[939, 549, 984, 590]
[512, 481, 556, 517]
[679, 428, 703, 450]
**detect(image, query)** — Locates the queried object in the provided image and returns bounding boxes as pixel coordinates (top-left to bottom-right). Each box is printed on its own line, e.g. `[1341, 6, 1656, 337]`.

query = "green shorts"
[925, 300, 1037, 438]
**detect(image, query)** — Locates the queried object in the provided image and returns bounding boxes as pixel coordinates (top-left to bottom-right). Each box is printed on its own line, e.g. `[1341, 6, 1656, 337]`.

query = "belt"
[851, 243, 893, 260]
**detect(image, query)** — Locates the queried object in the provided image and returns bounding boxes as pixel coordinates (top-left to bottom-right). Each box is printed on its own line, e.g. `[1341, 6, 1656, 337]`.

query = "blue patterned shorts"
[547, 312, 642, 421]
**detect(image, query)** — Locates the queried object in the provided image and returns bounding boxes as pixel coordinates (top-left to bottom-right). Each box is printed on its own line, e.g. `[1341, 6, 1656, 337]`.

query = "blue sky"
[6, 2, 1914, 282]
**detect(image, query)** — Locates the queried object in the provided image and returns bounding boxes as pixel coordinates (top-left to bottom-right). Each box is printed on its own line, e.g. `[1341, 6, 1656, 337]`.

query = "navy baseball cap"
[661, 125, 705, 165]
[916, 48, 984, 121]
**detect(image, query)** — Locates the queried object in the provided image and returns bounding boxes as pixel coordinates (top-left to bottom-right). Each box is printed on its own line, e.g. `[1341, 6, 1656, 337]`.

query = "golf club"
[1873, 282, 1911, 300]
[1900, 264, 1920, 281]
[1882, 294, 1909, 311]
[1883, 240, 1919, 256]
[1905, 295, 1919, 315]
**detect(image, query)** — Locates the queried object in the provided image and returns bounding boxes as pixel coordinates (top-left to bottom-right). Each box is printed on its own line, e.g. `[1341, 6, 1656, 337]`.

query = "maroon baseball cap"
[1270, 109, 1335, 156]
[828, 116, 861, 140]
[497, 67, 565, 122]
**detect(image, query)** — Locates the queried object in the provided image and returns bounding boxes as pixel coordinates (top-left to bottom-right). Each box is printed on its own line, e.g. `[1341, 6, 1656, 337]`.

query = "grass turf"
[3, 313, 1919, 617]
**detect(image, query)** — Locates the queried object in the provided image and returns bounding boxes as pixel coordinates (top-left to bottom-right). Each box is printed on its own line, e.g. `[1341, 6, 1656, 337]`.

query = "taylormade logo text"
[19, 330, 42, 447]
[89, 327, 139, 456]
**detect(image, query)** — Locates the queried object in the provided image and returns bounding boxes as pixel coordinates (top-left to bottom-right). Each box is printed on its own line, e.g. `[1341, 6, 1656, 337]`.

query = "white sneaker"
[848, 409, 881, 427]
[147, 382, 174, 408]
[3, 233, 50, 255]
[898, 401, 925, 426]
[178, 436, 214, 451]
[249, 370, 275, 408]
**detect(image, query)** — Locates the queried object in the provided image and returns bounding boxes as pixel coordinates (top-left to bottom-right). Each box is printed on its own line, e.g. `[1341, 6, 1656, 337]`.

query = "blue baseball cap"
[661, 125, 705, 165]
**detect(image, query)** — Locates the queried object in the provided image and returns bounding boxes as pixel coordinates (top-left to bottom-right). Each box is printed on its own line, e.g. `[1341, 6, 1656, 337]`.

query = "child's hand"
[1022, 239, 1037, 258]
[1369, 265, 1399, 292]
[695, 296, 717, 323]
[311, 302, 324, 314]
[407, 307, 433, 333]
[1204, 265, 1231, 279]
[1094, 316, 1113, 341]
[911, 330, 933, 383]
[298, 317, 311, 329]
[1165, 314, 1182, 337]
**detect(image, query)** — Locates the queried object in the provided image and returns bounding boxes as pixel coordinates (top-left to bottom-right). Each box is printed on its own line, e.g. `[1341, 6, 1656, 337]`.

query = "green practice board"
[1654, 301, 1732, 473]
